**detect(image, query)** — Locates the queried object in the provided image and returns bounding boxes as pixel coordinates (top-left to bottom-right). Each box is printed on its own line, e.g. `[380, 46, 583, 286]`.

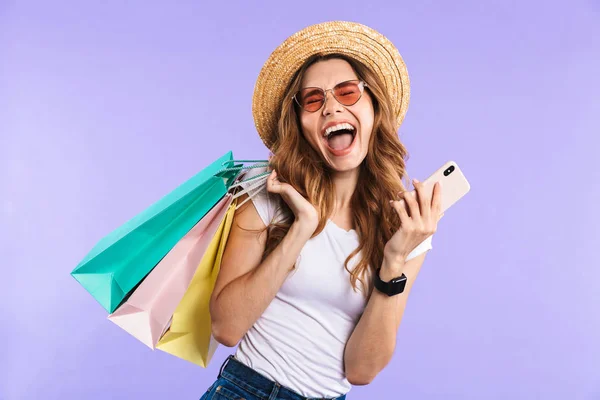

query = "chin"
[324, 150, 366, 173]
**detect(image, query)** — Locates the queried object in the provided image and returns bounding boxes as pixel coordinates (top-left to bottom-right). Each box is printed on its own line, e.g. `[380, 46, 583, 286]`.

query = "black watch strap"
[374, 268, 407, 296]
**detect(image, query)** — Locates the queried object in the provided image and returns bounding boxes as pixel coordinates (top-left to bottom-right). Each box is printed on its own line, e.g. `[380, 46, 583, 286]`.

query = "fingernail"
[413, 178, 420, 184]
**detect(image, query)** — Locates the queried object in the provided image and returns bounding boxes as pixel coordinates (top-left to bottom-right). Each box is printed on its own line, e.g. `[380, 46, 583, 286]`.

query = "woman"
[202, 21, 443, 400]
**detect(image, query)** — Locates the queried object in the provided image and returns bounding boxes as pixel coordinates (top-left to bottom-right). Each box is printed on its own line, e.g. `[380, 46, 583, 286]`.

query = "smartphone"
[421, 161, 471, 213]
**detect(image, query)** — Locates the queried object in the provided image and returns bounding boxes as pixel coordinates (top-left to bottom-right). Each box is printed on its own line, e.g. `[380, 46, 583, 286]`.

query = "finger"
[412, 178, 431, 221]
[399, 189, 420, 220]
[266, 170, 276, 187]
[396, 191, 410, 214]
[390, 199, 411, 226]
[266, 170, 281, 193]
[431, 181, 443, 217]
[267, 170, 297, 200]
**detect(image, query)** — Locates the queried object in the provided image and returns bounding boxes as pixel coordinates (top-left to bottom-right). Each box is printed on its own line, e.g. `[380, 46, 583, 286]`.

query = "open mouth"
[322, 122, 357, 155]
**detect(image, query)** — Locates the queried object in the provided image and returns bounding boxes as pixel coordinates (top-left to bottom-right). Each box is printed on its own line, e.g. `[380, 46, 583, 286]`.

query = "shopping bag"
[155, 196, 237, 367]
[71, 151, 244, 313]
[107, 194, 233, 349]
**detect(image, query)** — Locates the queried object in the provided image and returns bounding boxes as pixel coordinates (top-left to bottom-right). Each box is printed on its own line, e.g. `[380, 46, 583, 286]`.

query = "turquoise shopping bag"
[71, 151, 247, 313]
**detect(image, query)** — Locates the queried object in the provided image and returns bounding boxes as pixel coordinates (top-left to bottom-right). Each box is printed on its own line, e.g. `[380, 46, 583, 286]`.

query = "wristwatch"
[374, 268, 407, 296]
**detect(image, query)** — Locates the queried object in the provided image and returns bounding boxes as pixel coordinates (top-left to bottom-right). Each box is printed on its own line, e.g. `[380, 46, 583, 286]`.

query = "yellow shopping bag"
[156, 199, 236, 367]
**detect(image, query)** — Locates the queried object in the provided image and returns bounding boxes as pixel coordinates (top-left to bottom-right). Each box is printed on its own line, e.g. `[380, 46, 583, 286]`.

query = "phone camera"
[444, 165, 455, 177]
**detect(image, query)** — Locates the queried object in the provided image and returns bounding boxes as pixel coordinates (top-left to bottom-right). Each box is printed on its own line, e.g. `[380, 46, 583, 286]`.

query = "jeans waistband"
[219, 355, 347, 400]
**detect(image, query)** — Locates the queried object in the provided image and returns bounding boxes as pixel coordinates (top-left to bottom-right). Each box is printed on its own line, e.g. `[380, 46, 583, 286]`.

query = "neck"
[331, 167, 360, 213]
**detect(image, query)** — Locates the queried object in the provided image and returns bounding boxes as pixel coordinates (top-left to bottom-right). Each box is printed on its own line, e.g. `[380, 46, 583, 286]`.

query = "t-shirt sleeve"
[238, 167, 282, 227]
[405, 235, 433, 261]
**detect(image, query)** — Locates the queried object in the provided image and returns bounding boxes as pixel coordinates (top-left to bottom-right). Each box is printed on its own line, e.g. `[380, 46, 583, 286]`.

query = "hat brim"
[252, 21, 410, 151]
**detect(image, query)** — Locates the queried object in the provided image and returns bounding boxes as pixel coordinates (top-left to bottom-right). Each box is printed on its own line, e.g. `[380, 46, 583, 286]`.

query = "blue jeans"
[200, 355, 347, 400]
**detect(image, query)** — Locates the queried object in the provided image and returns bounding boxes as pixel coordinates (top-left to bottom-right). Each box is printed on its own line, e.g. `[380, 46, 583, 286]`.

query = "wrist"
[380, 255, 406, 281]
[290, 220, 316, 240]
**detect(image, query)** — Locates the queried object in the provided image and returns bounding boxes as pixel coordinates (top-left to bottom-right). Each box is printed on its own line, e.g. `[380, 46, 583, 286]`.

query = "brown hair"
[263, 53, 409, 295]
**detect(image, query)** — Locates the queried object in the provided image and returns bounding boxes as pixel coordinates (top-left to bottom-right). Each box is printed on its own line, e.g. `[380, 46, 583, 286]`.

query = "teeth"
[324, 123, 355, 137]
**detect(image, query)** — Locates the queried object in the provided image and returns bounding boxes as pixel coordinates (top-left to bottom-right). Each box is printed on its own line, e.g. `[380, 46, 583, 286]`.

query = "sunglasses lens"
[333, 81, 362, 106]
[297, 88, 325, 112]
[295, 81, 363, 112]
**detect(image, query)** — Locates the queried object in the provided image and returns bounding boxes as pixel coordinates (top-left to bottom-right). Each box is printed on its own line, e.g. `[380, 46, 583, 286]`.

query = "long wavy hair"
[262, 53, 410, 295]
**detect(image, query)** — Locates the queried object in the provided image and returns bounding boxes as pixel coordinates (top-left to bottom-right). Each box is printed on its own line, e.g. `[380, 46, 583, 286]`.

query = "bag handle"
[218, 164, 269, 173]
[218, 159, 269, 173]
[233, 182, 266, 210]
[231, 173, 268, 199]
[222, 159, 269, 165]
[229, 170, 270, 190]
[230, 171, 270, 210]
[216, 159, 271, 210]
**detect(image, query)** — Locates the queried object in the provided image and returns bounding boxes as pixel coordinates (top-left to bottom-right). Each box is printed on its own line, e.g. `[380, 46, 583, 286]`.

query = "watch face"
[374, 270, 407, 296]
[391, 275, 407, 284]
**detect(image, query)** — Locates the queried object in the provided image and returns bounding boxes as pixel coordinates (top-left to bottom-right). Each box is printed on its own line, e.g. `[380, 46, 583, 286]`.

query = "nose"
[322, 89, 344, 116]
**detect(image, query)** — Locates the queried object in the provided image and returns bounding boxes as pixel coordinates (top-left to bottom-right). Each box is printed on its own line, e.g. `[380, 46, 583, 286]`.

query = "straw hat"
[252, 21, 410, 151]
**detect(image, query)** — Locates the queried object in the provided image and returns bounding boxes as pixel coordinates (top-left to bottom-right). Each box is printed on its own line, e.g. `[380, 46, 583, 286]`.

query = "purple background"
[2, 1, 599, 399]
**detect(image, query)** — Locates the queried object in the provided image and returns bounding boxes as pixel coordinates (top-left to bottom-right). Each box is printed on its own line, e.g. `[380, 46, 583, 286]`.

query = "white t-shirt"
[234, 167, 432, 398]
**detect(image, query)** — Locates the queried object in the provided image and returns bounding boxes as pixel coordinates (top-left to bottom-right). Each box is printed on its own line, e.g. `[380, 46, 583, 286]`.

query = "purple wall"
[2, 1, 599, 399]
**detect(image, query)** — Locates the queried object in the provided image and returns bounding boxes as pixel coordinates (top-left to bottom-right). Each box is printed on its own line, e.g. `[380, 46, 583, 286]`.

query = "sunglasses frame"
[292, 79, 368, 113]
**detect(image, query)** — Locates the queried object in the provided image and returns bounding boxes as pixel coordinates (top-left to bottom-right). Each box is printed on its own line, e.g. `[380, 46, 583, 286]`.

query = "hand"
[266, 170, 319, 234]
[384, 179, 443, 267]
